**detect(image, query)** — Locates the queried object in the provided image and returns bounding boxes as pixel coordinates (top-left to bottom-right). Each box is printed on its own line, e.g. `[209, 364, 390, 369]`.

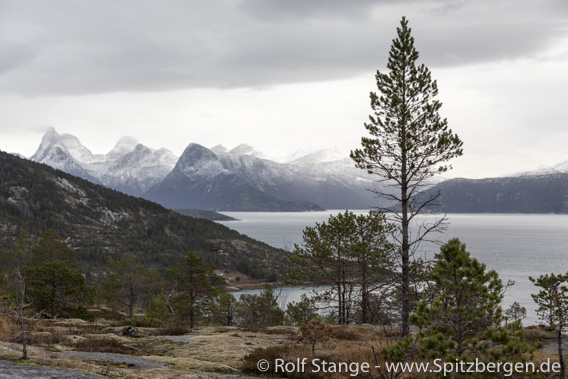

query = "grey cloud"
[0, 41, 35, 74]
[238, 0, 386, 21]
[0, 0, 565, 95]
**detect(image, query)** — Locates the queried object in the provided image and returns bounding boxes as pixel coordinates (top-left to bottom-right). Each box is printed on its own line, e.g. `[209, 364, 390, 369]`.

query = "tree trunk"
[18, 307, 28, 360]
[559, 323, 565, 379]
[166, 287, 176, 326]
[361, 261, 369, 324]
[189, 292, 195, 328]
[337, 282, 343, 324]
[401, 178, 410, 337]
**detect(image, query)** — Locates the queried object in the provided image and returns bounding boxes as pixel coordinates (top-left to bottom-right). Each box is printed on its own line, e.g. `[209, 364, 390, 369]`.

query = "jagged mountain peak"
[229, 144, 255, 155]
[153, 147, 178, 168]
[27, 129, 378, 211]
[107, 136, 140, 157]
[59, 133, 97, 163]
[30, 126, 62, 161]
[29, 128, 101, 185]
[210, 144, 228, 154]
[228, 143, 269, 160]
[290, 146, 345, 165]
[169, 143, 227, 182]
[29, 129, 176, 196]
[177, 143, 219, 166]
[31, 127, 96, 163]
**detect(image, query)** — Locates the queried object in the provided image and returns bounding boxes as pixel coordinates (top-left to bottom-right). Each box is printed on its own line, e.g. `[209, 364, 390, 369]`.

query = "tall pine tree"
[351, 17, 463, 337]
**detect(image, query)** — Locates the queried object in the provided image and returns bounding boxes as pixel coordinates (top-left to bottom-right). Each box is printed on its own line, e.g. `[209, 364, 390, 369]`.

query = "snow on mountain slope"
[146, 142, 380, 210]
[107, 136, 140, 159]
[229, 143, 269, 160]
[30, 127, 102, 184]
[210, 144, 228, 154]
[289, 146, 345, 165]
[514, 159, 568, 177]
[30, 128, 177, 196]
[29, 129, 391, 210]
[145, 143, 324, 211]
[101, 144, 178, 195]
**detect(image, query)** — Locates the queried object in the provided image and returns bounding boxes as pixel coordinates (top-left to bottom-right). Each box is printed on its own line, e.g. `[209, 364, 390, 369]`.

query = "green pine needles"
[351, 16, 463, 337]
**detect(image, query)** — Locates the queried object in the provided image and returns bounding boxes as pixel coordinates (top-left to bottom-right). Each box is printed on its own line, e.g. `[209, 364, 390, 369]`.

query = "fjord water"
[219, 212, 568, 324]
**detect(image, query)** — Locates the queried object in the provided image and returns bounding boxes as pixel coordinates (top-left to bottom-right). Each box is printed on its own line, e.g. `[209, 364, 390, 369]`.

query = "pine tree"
[289, 211, 395, 324]
[23, 230, 94, 320]
[24, 261, 95, 320]
[351, 17, 463, 337]
[530, 273, 568, 379]
[169, 251, 215, 328]
[380, 239, 531, 378]
[104, 253, 148, 319]
[412, 239, 505, 357]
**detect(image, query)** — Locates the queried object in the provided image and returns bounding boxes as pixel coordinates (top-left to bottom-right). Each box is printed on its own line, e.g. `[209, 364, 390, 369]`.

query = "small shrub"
[329, 327, 362, 341]
[90, 307, 123, 321]
[0, 316, 17, 341]
[157, 326, 190, 336]
[213, 328, 232, 333]
[74, 336, 137, 355]
[297, 319, 332, 357]
[241, 346, 291, 376]
[117, 316, 162, 328]
[25, 332, 56, 346]
[241, 324, 269, 333]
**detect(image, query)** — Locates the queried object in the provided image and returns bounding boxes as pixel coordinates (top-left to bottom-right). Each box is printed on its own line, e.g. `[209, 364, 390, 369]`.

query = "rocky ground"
[0, 316, 562, 379]
[0, 318, 296, 379]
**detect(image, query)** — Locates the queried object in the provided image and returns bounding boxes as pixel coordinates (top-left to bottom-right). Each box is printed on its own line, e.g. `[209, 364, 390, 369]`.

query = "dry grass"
[524, 325, 556, 347]
[72, 335, 137, 354]
[1, 317, 562, 379]
[157, 326, 191, 336]
[0, 316, 17, 341]
[241, 325, 394, 378]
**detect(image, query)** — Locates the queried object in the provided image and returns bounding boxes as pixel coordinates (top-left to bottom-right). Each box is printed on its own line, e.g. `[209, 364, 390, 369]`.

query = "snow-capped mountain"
[29, 128, 391, 211]
[228, 143, 270, 160]
[100, 144, 178, 195]
[145, 143, 325, 211]
[30, 128, 177, 196]
[145, 142, 380, 211]
[288, 146, 345, 165]
[30, 127, 102, 184]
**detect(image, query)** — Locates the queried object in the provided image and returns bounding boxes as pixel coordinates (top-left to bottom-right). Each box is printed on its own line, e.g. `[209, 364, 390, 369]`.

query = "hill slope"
[0, 151, 286, 279]
[417, 174, 568, 213]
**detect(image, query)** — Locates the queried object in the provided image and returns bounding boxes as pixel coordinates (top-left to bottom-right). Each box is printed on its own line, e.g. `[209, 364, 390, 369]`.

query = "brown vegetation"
[0, 314, 562, 379]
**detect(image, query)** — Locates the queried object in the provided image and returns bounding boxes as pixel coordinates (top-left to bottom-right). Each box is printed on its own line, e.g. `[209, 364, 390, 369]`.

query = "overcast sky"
[0, 0, 567, 178]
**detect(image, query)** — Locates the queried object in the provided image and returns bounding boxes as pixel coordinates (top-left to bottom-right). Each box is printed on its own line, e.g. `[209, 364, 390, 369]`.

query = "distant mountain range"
[29, 128, 379, 211]
[26, 128, 568, 214]
[31, 128, 178, 196]
[418, 172, 568, 214]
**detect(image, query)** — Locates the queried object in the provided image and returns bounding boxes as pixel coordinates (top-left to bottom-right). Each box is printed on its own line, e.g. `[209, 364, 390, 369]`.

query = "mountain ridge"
[29, 129, 378, 211]
[417, 173, 568, 213]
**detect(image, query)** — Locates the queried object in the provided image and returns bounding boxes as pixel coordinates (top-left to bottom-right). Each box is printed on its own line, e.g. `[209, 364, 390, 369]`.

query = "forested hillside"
[0, 151, 286, 279]
[416, 174, 568, 213]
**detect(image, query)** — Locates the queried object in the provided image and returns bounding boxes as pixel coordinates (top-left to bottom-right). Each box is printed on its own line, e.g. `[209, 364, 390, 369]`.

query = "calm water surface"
[219, 212, 568, 324]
